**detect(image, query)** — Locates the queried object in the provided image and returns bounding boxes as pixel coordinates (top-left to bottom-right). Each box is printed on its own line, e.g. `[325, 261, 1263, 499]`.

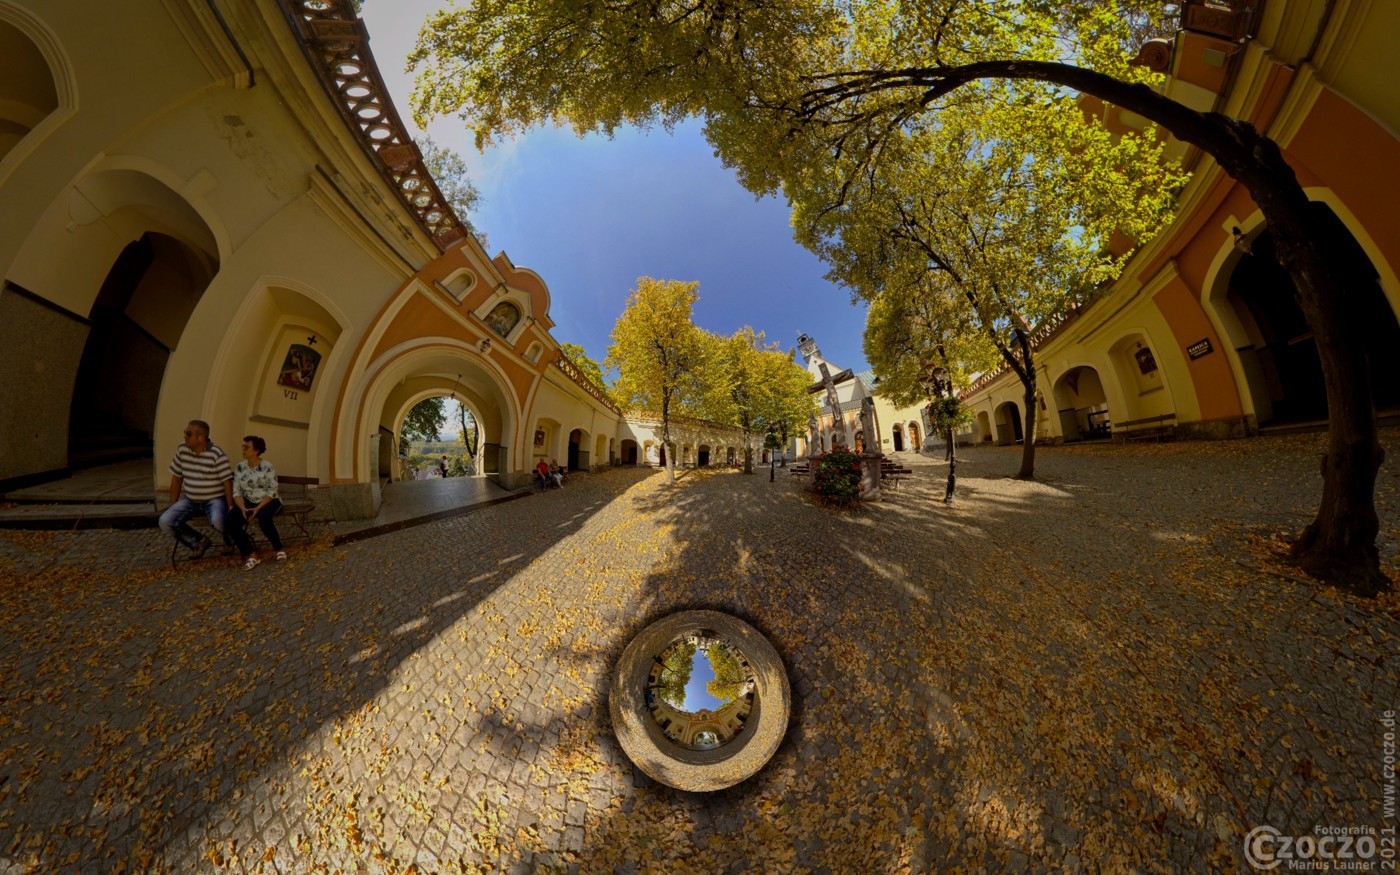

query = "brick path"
[0, 429, 1396, 873]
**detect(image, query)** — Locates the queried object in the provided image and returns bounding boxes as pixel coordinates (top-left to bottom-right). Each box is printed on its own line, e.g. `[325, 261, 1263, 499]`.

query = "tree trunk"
[1017, 362, 1036, 480]
[661, 411, 676, 485]
[927, 61, 1390, 592]
[1204, 119, 1387, 593]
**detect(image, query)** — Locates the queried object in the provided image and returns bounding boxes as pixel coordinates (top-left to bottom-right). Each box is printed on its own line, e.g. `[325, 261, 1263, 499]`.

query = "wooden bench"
[1119, 413, 1177, 443]
[167, 475, 317, 566]
[880, 465, 913, 490]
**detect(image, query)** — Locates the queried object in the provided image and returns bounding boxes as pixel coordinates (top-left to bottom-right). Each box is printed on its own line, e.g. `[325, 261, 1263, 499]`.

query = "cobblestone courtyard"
[2, 431, 1398, 873]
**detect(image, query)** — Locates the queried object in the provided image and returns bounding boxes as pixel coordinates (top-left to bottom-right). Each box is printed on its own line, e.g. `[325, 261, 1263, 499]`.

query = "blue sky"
[360, 2, 872, 376]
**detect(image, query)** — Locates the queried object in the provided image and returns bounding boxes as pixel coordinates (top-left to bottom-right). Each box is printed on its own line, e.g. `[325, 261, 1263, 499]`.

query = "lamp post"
[767, 426, 777, 482]
[927, 366, 957, 504]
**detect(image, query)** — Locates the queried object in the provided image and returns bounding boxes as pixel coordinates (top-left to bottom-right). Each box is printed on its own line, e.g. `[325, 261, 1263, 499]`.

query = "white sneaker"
[242, 555, 261, 571]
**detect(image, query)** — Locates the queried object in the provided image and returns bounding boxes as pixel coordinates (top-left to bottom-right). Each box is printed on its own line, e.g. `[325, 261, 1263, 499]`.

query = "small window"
[440, 269, 476, 301]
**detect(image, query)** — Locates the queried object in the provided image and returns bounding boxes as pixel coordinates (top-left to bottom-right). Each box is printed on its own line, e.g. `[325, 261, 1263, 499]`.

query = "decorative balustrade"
[554, 356, 621, 414]
[959, 305, 1083, 399]
[279, 0, 467, 251]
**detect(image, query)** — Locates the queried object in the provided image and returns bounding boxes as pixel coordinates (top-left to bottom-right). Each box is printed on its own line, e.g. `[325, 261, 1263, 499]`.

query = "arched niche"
[0, 18, 57, 163]
[206, 282, 349, 479]
[1052, 365, 1112, 442]
[567, 427, 589, 471]
[0, 5, 75, 183]
[1107, 334, 1174, 425]
[993, 401, 1023, 445]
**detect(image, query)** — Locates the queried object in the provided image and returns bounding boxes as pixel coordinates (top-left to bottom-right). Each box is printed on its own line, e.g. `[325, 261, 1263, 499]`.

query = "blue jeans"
[158, 496, 228, 549]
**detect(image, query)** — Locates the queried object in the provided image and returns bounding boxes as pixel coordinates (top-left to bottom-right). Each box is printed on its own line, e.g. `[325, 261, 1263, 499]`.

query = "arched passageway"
[0, 17, 59, 164]
[1053, 366, 1111, 441]
[907, 422, 921, 451]
[891, 424, 904, 452]
[567, 428, 585, 471]
[1224, 204, 1400, 425]
[698, 444, 711, 467]
[621, 439, 638, 465]
[994, 402, 1023, 445]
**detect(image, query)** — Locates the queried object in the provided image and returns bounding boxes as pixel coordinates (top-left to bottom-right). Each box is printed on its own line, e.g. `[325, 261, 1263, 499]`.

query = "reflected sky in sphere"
[680, 649, 728, 713]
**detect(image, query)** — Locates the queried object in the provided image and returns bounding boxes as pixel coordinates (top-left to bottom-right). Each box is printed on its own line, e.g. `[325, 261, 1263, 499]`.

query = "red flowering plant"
[813, 445, 862, 507]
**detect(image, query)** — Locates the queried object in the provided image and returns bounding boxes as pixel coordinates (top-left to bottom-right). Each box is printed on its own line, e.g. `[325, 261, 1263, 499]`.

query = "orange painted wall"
[370, 294, 473, 362]
[1288, 87, 1400, 274]
[1152, 276, 1241, 420]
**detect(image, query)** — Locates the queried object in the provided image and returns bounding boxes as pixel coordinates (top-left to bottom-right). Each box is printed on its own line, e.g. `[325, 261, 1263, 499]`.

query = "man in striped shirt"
[158, 419, 234, 558]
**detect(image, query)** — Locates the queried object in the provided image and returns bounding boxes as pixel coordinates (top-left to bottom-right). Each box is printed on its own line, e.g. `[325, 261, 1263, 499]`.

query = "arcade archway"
[994, 402, 1023, 445]
[1053, 366, 1111, 442]
[354, 345, 517, 492]
[1219, 203, 1400, 425]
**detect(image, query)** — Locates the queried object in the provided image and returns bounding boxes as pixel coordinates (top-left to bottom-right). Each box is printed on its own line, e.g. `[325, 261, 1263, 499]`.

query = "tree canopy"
[560, 342, 611, 399]
[606, 277, 708, 484]
[697, 327, 813, 473]
[409, 0, 1390, 589]
[400, 396, 447, 445]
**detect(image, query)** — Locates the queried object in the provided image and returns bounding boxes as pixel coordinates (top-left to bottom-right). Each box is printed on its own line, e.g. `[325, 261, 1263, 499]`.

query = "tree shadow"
[540, 441, 1399, 871]
[0, 470, 629, 872]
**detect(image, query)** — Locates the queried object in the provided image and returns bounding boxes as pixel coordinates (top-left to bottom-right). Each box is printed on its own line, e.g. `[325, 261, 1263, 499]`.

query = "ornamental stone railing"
[554, 356, 621, 414]
[279, 0, 468, 251]
[959, 305, 1083, 399]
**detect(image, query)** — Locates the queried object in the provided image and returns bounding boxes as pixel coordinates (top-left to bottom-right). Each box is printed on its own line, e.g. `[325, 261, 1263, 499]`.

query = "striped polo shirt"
[170, 443, 233, 501]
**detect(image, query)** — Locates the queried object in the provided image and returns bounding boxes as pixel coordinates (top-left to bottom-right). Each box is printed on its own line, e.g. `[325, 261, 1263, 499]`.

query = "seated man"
[535, 458, 552, 489]
[158, 419, 234, 557]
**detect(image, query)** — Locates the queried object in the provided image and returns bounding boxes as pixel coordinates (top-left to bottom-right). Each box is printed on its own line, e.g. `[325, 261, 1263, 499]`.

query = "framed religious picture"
[534, 428, 546, 448]
[1134, 346, 1158, 375]
[276, 343, 322, 392]
[486, 301, 521, 338]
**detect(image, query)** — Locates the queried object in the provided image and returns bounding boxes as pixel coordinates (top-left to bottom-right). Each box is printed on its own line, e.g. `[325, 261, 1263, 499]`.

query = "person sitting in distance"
[227, 434, 286, 571]
[535, 458, 553, 490]
[158, 419, 233, 558]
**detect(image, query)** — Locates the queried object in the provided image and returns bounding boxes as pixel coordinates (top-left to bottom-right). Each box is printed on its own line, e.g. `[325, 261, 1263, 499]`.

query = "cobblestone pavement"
[1, 430, 1397, 873]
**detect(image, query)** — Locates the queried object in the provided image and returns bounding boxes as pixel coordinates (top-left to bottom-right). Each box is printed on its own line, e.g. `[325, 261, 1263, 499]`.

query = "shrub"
[813, 445, 862, 507]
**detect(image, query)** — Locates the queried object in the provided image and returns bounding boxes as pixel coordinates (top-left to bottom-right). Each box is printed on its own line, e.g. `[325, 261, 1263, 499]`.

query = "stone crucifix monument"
[796, 333, 883, 501]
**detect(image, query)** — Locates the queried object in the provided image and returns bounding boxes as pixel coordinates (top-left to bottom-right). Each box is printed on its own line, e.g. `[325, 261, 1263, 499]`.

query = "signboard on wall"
[1187, 338, 1214, 360]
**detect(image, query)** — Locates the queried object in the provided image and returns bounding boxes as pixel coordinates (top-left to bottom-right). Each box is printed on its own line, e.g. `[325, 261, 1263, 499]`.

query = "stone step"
[0, 503, 158, 530]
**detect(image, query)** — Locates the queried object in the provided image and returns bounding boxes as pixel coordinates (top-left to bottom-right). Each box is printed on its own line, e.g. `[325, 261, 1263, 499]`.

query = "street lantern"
[926, 365, 957, 505]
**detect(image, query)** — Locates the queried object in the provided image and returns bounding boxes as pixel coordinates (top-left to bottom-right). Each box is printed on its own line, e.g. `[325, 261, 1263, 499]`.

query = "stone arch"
[1105, 334, 1175, 426]
[1, 160, 235, 484]
[347, 342, 518, 498]
[891, 423, 904, 452]
[620, 438, 638, 465]
[389, 390, 483, 480]
[534, 416, 563, 466]
[205, 278, 351, 479]
[0, 3, 76, 182]
[697, 443, 711, 467]
[567, 427, 589, 471]
[907, 421, 921, 450]
[975, 410, 993, 443]
[994, 401, 1023, 445]
[1052, 365, 1112, 442]
[1202, 198, 1400, 426]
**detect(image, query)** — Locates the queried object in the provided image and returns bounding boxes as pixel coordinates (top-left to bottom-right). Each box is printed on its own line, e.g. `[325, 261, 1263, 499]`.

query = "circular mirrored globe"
[645, 633, 756, 750]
